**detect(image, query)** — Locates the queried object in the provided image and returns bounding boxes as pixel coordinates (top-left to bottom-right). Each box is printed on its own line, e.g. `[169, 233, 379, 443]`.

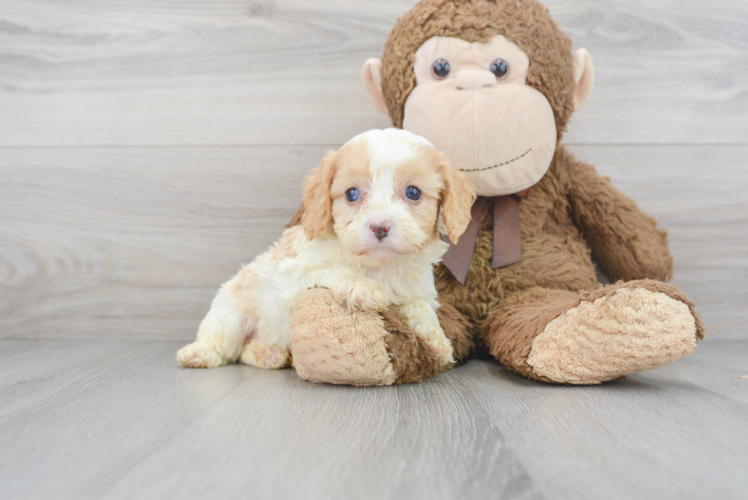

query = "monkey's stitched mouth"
[459, 147, 532, 172]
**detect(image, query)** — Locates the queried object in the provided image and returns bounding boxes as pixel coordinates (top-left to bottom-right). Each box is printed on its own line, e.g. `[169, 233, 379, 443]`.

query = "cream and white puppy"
[177, 128, 475, 370]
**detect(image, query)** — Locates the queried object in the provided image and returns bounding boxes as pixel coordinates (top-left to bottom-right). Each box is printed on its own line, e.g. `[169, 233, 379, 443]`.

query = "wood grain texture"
[458, 340, 748, 500]
[2, 144, 746, 340]
[0, 338, 746, 500]
[0, 339, 542, 500]
[0, 145, 324, 338]
[0, 0, 747, 146]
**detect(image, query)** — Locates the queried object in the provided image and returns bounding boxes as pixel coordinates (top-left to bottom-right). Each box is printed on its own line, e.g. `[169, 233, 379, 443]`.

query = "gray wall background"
[1, 0, 746, 340]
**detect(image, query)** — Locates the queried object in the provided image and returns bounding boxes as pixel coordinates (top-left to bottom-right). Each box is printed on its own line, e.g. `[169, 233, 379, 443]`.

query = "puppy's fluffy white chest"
[243, 226, 445, 348]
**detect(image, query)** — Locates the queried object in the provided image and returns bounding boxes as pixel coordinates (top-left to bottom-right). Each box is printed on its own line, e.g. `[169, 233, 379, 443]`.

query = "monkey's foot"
[526, 281, 703, 384]
[290, 288, 473, 386]
[291, 288, 398, 386]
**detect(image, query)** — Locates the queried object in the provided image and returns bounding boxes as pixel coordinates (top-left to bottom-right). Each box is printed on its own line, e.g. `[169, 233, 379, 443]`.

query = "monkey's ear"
[438, 158, 476, 244]
[302, 150, 337, 240]
[362, 58, 388, 114]
[572, 48, 595, 110]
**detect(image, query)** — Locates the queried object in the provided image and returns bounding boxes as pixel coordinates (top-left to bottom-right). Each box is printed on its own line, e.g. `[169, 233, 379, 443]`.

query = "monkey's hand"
[565, 147, 673, 282]
[290, 289, 470, 386]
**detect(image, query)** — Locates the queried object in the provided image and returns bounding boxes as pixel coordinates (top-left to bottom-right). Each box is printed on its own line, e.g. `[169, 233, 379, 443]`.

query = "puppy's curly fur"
[177, 129, 474, 369]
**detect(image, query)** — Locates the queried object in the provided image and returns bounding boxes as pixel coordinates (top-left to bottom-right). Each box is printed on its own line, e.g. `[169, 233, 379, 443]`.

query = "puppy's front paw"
[400, 303, 455, 366]
[334, 281, 389, 311]
[418, 334, 455, 366]
[177, 342, 223, 368]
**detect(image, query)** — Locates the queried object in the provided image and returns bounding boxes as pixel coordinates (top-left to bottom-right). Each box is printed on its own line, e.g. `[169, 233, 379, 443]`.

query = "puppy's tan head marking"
[302, 149, 337, 240]
[303, 129, 475, 259]
[403, 146, 475, 245]
[434, 151, 475, 244]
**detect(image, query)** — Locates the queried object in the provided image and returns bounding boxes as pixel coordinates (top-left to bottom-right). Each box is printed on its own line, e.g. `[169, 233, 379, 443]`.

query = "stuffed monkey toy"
[289, 0, 704, 385]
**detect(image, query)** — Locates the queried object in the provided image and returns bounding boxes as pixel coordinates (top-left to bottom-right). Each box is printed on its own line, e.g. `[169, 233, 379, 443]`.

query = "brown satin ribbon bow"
[442, 190, 530, 285]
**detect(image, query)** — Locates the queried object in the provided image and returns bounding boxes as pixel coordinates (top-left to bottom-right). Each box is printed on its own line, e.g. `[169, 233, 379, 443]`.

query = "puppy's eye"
[405, 186, 422, 201]
[345, 188, 360, 202]
[490, 58, 509, 79]
[431, 59, 451, 80]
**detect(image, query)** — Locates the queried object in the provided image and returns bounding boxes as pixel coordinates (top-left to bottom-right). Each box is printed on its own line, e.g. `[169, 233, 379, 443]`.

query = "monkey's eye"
[405, 186, 422, 201]
[490, 58, 509, 79]
[345, 188, 360, 202]
[431, 59, 451, 80]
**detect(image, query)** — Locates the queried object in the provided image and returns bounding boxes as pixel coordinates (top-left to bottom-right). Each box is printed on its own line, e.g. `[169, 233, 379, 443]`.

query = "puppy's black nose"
[370, 223, 391, 241]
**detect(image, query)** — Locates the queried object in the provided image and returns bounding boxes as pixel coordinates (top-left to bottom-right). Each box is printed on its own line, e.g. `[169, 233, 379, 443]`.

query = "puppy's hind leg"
[240, 339, 290, 369]
[177, 283, 253, 369]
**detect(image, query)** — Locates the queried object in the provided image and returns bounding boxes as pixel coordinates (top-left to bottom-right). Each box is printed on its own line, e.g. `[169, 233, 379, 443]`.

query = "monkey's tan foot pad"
[290, 288, 453, 386]
[527, 280, 704, 385]
[291, 288, 398, 386]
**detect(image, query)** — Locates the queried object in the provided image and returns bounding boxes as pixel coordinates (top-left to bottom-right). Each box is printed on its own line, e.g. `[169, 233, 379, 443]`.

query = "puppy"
[177, 128, 475, 370]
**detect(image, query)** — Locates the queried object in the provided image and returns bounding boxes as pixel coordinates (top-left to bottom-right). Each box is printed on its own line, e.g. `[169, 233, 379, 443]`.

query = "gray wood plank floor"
[0, 339, 746, 500]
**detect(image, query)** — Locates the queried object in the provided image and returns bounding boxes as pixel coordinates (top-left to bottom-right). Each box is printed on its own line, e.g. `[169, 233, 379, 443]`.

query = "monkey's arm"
[563, 148, 673, 282]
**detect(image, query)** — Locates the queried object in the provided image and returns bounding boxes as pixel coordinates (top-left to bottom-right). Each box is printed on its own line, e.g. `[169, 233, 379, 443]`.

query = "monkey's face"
[402, 35, 557, 197]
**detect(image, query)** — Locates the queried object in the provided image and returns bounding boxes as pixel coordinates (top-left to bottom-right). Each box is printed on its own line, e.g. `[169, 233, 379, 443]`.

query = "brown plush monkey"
[289, 0, 704, 385]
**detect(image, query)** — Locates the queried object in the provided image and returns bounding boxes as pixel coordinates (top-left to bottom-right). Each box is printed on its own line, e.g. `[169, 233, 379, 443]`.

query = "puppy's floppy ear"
[437, 156, 476, 244]
[302, 149, 337, 240]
